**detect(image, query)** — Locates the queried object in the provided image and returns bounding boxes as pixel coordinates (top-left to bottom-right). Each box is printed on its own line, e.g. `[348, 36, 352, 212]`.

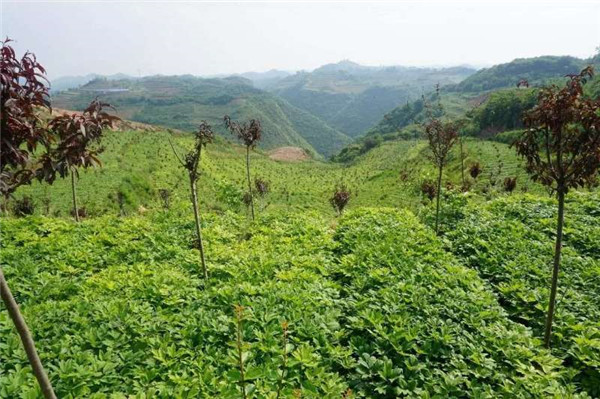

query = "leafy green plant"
[447, 194, 600, 396]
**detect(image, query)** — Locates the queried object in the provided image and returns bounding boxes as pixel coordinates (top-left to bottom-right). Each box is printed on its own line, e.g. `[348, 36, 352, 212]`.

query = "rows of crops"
[15, 129, 541, 219]
[2, 194, 596, 397]
[445, 193, 600, 397]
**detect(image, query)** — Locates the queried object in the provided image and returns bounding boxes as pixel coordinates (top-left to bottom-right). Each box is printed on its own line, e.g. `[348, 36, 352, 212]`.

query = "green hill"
[51, 75, 351, 158]
[269, 61, 475, 137]
[449, 56, 587, 93]
[340, 55, 600, 162]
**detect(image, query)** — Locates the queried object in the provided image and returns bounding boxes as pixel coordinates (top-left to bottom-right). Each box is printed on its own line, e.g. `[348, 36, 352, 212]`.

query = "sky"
[2, 0, 599, 79]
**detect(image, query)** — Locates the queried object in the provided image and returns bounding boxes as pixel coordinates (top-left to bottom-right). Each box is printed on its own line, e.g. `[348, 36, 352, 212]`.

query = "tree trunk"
[0, 268, 57, 399]
[544, 188, 565, 348]
[190, 178, 208, 281]
[70, 169, 79, 222]
[246, 147, 255, 220]
[435, 164, 443, 234]
[459, 138, 465, 187]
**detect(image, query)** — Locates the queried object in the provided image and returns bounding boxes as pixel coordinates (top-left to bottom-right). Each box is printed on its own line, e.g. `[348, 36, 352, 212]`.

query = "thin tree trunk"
[0, 268, 57, 399]
[190, 177, 208, 281]
[435, 164, 443, 234]
[459, 138, 465, 187]
[70, 169, 79, 222]
[246, 146, 255, 220]
[544, 188, 565, 348]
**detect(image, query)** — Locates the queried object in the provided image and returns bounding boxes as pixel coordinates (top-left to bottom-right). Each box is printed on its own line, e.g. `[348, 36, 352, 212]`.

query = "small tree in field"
[170, 121, 214, 281]
[423, 117, 459, 234]
[330, 184, 351, 215]
[513, 66, 600, 348]
[224, 115, 262, 220]
[469, 162, 482, 179]
[503, 176, 517, 193]
[46, 100, 120, 221]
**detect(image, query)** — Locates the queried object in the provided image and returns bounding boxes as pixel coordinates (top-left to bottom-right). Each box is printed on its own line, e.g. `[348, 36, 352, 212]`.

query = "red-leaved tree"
[1, 39, 118, 397]
[514, 66, 600, 347]
[224, 115, 262, 220]
[44, 100, 120, 221]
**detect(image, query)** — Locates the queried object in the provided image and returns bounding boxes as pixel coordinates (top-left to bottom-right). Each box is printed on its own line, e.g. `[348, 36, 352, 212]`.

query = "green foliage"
[14, 128, 543, 218]
[2, 205, 595, 397]
[446, 194, 600, 396]
[0, 211, 348, 397]
[332, 208, 582, 397]
[468, 89, 537, 135]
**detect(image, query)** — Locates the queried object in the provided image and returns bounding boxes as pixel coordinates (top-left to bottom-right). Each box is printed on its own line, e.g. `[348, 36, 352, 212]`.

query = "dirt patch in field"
[268, 147, 310, 162]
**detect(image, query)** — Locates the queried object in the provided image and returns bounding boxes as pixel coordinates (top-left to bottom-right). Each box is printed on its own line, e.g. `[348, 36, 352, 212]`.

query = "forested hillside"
[340, 54, 600, 162]
[51, 75, 351, 157]
[268, 61, 475, 137]
[448, 56, 587, 92]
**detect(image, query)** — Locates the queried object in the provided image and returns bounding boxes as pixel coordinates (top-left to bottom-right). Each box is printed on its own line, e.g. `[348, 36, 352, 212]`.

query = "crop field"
[2, 202, 597, 397]
[14, 128, 542, 219]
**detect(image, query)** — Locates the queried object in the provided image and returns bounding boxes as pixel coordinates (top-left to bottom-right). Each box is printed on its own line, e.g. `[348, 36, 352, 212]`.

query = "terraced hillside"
[51, 76, 351, 158]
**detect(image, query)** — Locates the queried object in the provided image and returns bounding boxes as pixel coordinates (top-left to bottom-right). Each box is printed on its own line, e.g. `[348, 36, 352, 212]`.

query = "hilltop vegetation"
[448, 56, 588, 93]
[51, 75, 351, 158]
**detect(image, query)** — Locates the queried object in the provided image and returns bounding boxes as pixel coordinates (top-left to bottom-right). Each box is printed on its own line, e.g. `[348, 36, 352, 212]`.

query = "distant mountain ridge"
[266, 60, 476, 137]
[50, 73, 137, 92]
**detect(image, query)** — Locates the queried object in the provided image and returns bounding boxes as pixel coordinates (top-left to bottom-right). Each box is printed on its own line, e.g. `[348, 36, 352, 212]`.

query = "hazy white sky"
[2, 1, 599, 78]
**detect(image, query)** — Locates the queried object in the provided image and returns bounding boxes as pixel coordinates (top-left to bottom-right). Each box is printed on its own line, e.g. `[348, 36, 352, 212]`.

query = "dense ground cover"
[1, 203, 593, 397]
[445, 193, 600, 396]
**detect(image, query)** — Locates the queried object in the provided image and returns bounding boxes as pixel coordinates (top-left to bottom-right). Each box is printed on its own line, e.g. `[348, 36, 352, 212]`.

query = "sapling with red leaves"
[420, 180, 437, 201]
[469, 162, 482, 179]
[423, 117, 459, 234]
[330, 184, 351, 215]
[513, 66, 600, 348]
[46, 100, 120, 221]
[503, 176, 517, 193]
[224, 115, 262, 220]
[170, 121, 214, 281]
